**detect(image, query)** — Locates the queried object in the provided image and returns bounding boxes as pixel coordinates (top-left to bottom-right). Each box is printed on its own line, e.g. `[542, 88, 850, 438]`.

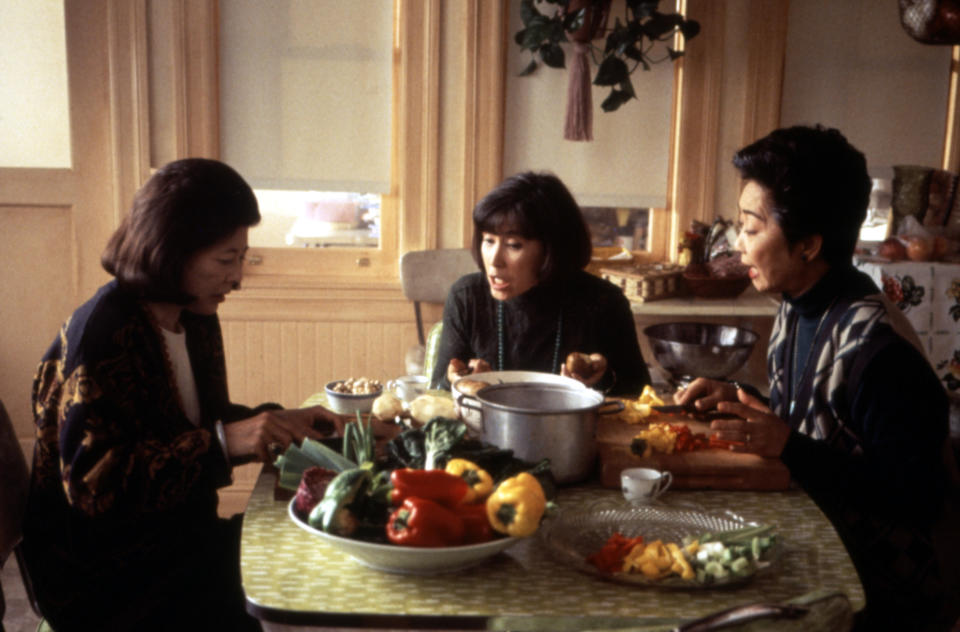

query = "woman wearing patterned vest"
[676, 126, 960, 631]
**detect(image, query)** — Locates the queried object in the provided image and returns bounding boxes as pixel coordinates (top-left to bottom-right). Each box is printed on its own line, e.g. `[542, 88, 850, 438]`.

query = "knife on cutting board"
[652, 404, 740, 422]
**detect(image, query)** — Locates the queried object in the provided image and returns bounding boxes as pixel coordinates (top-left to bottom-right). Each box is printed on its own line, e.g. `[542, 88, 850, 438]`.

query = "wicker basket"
[600, 263, 684, 303]
[682, 270, 752, 298]
[586, 246, 638, 277]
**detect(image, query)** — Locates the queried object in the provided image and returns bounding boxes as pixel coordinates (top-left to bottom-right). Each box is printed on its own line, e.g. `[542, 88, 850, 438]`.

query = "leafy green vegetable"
[423, 417, 467, 470]
[342, 412, 375, 466]
[385, 418, 557, 500]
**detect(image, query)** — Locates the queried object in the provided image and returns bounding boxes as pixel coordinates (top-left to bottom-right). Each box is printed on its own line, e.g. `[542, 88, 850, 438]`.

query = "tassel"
[564, 42, 593, 142]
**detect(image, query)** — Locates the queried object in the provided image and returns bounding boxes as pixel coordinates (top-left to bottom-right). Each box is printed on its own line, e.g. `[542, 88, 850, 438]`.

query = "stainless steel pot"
[458, 383, 624, 484]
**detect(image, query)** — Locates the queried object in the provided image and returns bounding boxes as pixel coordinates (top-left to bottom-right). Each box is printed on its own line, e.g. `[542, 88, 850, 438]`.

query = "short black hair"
[101, 158, 260, 303]
[732, 125, 871, 266]
[470, 171, 592, 284]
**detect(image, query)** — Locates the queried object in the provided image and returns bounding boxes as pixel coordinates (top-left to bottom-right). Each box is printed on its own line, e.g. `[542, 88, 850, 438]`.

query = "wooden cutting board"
[597, 415, 791, 491]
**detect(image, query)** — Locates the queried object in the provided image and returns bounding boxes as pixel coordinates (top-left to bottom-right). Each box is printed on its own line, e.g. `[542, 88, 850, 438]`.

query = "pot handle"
[456, 393, 484, 433]
[456, 392, 482, 412]
[598, 399, 625, 415]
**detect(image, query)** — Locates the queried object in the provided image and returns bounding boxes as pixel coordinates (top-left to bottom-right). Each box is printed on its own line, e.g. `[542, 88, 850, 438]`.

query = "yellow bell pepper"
[445, 458, 494, 503]
[667, 542, 695, 580]
[485, 472, 546, 537]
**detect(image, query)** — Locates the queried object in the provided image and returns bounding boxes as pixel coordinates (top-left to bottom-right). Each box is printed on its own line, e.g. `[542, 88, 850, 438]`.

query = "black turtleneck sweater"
[431, 270, 651, 396]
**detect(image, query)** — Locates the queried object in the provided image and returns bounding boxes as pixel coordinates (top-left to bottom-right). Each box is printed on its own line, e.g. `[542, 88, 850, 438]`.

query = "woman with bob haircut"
[431, 171, 651, 396]
[675, 126, 960, 630]
[22, 158, 338, 630]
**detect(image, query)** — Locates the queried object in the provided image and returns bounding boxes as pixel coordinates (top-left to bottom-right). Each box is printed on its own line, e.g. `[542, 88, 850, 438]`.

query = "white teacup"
[621, 467, 673, 504]
[387, 375, 430, 403]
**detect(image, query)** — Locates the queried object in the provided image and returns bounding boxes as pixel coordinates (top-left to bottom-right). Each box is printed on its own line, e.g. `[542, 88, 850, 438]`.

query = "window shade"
[219, 0, 393, 193]
[503, 0, 673, 210]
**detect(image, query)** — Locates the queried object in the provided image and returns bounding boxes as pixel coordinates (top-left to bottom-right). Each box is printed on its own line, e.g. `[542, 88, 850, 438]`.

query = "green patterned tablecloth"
[241, 468, 864, 629]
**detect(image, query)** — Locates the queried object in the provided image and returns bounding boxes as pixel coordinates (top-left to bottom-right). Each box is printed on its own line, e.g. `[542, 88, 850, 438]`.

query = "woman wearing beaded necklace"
[431, 171, 651, 396]
[22, 158, 339, 630]
[675, 126, 960, 630]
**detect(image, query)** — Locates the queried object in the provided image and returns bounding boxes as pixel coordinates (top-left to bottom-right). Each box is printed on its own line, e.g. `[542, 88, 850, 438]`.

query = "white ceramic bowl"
[324, 380, 383, 415]
[451, 370, 586, 434]
[288, 500, 521, 574]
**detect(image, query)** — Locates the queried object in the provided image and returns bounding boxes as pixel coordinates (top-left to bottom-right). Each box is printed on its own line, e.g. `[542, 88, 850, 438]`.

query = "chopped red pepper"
[456, 502, 494, 544]
[386, 496, 465, 547]
[586, 532, 645, 574]
[389, 468, 469, 507]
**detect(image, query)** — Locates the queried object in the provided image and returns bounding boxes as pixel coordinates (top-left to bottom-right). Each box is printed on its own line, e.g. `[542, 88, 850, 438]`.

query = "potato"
[565, 352, 592, 376]
[408, 394, 457, 427]
[372, 393, 404, 421]
[455, 379, 489, 397]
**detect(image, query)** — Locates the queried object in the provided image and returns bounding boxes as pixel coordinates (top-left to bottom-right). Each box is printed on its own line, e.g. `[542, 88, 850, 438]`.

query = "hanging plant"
[514, 0, 700, 141]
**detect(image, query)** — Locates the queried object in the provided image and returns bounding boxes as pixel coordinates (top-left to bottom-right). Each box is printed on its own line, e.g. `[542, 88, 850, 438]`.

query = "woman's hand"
[446, 358, 492, 384]
[223, 405, 341, 463]
[710, 388, 791, 458]
[561, 352, 608, 387]
[673, 378, 738, 411]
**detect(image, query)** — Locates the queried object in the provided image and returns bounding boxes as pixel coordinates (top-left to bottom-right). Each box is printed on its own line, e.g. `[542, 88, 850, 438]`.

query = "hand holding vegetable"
[673, 378, 739, 413]
[561, 352, 607, 387]
[225, 405, 338, 463]
[712, 388, 790, 458]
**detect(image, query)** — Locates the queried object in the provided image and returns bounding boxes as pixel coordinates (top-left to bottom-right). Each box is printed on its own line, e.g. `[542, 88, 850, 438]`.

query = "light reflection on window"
[250, 189, 381, 249]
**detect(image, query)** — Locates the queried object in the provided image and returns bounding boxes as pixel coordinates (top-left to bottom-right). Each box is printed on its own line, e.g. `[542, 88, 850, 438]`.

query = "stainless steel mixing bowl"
[643, 322, 758, 383]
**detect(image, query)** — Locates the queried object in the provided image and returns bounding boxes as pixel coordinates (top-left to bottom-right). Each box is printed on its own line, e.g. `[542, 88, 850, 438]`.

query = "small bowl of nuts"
[324, 377, 384, 415]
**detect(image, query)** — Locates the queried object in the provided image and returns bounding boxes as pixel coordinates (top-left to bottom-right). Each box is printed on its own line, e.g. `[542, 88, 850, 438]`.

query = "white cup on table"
[621, 467, 673, 504]
[386, 374, 429, 402]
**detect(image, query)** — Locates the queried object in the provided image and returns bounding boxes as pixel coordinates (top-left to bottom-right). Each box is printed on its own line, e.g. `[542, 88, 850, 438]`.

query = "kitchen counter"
[629, 287, 780, 316]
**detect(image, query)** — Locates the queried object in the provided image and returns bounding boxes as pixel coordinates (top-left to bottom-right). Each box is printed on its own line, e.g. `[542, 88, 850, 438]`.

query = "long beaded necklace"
[496, 301, 563, 373]
[788, 299, 835, 416]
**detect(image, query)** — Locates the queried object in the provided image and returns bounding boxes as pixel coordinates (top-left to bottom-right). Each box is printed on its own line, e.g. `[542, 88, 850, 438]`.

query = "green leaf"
[643, 12, 683, 39]
[540, 43, 566, 69]
[593, 55, 628, 86]
[520, 0, 538, 27]
[519, 59, 539, 76]
[600, 88, 634, 112]
[627, 0, 660, 20]
[520, 24, 546, 50]
[623, 42, 644, 62]
[680, 19, 701, 40]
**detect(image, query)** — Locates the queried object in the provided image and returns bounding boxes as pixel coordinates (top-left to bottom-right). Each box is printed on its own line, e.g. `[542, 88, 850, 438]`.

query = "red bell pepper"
[386, 497, 465, 547]
[389, 468, 469, 507]
[456, 502, 494, 544]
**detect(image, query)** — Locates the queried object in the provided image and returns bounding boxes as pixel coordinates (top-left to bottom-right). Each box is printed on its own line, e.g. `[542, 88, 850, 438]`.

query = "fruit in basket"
[878, 237, 907, 261]
[905, 235, 934, 261]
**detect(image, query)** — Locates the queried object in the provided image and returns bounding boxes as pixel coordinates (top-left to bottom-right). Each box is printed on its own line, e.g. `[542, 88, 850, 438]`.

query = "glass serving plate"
[537, 498, 780, 589]
[289, 499, 521, 574]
